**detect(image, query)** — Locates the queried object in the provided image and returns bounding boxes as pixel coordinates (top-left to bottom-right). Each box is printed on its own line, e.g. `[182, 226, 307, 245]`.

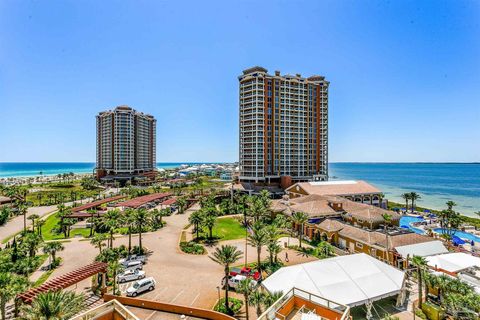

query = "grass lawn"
[208, 217, 246, 241]
[41, 214, 91, 240]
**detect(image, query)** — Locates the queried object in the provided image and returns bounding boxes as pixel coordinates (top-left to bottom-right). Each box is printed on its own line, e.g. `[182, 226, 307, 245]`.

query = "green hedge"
[214, 297, 243, 315]
[180, 241, 205, 255]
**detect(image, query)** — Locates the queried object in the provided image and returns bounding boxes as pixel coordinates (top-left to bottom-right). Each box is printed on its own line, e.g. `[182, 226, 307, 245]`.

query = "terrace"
[258, 288, 350, 320]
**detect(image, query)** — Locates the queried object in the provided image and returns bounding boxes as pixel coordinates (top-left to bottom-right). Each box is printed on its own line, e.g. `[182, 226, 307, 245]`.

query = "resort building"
[96, 105, 156, 183]
[238, 67, 329, 188]
[271, 194, 442, 266]
[286, 180, 385, 206]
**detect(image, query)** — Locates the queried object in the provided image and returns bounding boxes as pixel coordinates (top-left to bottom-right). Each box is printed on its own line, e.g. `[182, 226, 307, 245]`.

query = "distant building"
[96, 105, 156, 182]
[238, 67, 329, 188]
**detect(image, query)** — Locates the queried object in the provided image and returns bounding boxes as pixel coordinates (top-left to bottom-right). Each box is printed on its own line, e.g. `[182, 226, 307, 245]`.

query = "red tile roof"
[115, 192, 172, 208]
[161, 198, 176, 206]
[71, 195, 126, 212]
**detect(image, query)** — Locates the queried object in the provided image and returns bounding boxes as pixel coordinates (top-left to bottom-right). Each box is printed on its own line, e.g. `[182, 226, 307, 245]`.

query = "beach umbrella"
[424, 209, 430, 213]
[472, 240, 475, 246]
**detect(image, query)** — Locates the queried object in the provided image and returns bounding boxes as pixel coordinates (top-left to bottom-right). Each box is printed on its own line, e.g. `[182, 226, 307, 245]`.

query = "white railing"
[257, 288, 350, 320]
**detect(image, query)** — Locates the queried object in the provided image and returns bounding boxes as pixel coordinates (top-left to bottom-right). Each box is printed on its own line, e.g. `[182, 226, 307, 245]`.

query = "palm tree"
[20, 290, 85, 320]
[36, 219, 45, 236]
[27, 214, 40, 232]
[189, 210, 204, 240]
[209, 245, 243, 315]
[177, 197, 188, 214]
[316, 241, 334, 258]
[133, 208, 150, 254]
[0, 272, 29, 320]
[21, 233, 43, 258]
[101, 209, 121, 248]
[236, 278, 254, 320]
[382, 213, 392, 263]
[203, 214, 217, 239]
[409, 192, 421, 213]
[107, 260, 124, 296]
[248, 290, 264, 316]
[122, 208, 136, 253]
[401, 193, 411, 212]
[42, 242, 64, 267]
[410, 255, 427, 309]
[90, 233, 108, 254]
[248, 221, 268, 275]
[446, 200, 457, 211]
[291, 212, 309, 248]
[265, 225, 280, 265]
[263, 291, 284, 308]
[18, 202, 28, 233]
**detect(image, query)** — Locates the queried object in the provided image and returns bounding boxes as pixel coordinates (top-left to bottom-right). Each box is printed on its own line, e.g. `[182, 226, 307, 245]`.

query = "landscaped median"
[179, 216, 245, 255]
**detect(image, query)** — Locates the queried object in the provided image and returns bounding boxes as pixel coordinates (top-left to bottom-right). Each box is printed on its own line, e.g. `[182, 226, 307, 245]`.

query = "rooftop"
[115, 192, 172, 208]
[262, 253, 405, 307]
[287, 180, 381, 196]
[71, 195, 126, 212]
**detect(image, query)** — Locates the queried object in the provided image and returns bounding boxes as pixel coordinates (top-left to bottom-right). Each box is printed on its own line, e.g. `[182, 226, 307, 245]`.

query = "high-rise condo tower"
[96, 105, 156, 181]
[238, 67, 329, 188]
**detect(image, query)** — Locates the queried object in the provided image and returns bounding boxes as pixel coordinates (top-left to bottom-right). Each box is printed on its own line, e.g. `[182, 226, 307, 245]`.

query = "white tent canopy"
[261, 253, 405, 307]
[395, 240, 448, 258]
[426, 252, 480, 273]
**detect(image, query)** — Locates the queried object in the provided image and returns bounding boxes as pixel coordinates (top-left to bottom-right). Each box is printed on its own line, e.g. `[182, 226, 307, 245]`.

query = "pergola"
[18, 262, 108, 303]
[115, 192, 172, 208]
[71, 195, 126, 212]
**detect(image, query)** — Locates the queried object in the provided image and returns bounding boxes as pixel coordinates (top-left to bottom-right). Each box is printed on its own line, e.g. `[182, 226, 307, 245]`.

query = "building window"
[355, 242, 363, 249]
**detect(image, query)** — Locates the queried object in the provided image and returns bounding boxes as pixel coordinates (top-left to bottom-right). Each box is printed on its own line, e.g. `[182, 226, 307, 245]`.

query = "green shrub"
[414, 308, 427, 319]
[179, 241, 205, 255]
[421, 302, 444, 320]
[214, 297, 243, 315]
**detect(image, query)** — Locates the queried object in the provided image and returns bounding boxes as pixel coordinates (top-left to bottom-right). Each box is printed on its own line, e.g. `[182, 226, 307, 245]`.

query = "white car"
[223, 275, 257, 290]
[117, 269, 146, 283]
[122, 260, 143, 271]
[119, 255, 146, 265]
[126, 277, 156, 297]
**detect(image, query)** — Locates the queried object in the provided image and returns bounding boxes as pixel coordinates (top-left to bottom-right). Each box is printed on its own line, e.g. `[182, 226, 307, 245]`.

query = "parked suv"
[126, 277, 156, 297]
[117, 269, 146, 283]
[122, 260, 143, 271]
[222, 274, 257, 290]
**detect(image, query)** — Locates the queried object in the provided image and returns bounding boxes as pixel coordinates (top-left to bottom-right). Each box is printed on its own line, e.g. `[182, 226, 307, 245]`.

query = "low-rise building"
[286, 180, 384, 206]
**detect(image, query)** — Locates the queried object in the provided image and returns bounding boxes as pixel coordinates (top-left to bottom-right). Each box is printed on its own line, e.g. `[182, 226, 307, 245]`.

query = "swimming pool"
[399, 216, 426, 235]
[433, 228, 480, 243]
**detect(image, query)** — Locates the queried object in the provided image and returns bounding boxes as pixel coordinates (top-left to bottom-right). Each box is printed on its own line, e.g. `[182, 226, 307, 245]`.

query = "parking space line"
[190, 293, 200, 306]
[144, 310, 157, 320]
[170, 290, 184, 303]
[153, 287, 168, 300]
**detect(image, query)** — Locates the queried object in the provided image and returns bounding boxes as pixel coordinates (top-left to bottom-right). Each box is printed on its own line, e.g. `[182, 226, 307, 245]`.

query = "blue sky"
[0, 0, 479, 163]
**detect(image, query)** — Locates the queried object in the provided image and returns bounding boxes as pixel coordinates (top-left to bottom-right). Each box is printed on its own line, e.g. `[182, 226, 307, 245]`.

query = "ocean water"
[329, 163, 480, 217]
[0, 162, 208, 178]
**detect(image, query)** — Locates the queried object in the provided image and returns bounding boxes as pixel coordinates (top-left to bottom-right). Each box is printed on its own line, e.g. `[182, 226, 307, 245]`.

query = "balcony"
[258, 288, 350, 320]
[71, 299, 139, 320]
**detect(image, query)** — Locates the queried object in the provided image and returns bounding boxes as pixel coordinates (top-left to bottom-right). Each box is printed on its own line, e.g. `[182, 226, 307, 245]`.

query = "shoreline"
[389, 200, 480, 223]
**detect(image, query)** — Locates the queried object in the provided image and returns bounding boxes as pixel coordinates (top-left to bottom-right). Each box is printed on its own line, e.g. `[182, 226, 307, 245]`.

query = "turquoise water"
[330, 163, 480, 217]
[0, 162, 213, 178]
[433, 228, 480, 243]
[399, 216, 426, 234]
